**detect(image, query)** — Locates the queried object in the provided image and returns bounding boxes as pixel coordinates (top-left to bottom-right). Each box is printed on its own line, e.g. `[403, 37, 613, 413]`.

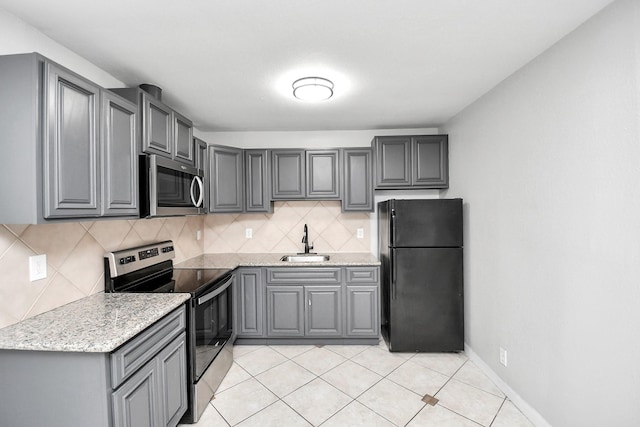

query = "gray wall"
[442, 0, 640, 425]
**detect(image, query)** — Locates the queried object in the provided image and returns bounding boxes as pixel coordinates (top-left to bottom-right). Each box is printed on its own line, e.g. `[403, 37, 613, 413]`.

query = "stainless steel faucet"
[301, 224, 314, 254]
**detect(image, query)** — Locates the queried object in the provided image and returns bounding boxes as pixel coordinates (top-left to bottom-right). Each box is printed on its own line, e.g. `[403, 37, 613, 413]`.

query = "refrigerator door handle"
[390, 209, 396, 247]
[391, 250, 397, 300]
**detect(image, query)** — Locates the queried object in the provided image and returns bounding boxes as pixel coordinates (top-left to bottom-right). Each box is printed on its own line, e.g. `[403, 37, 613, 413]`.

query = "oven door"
[142, 154, 205, 217]
[192, 275, 233, 382]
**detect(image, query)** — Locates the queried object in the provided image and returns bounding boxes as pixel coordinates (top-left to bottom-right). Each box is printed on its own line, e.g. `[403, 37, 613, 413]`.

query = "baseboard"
[464, 344, 552, 427]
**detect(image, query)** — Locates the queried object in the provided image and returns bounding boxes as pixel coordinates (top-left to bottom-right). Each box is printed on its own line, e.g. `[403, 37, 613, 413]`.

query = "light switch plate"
[29, 254, 47, 281]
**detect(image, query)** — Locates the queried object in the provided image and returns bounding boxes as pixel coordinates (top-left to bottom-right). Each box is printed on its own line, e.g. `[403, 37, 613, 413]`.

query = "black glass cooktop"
[172, 268, 233, 295]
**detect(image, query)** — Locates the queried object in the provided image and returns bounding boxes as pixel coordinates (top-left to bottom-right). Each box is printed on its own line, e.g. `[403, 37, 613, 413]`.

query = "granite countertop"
[175, 252, 380, 269]
[0, 293, 191, 353]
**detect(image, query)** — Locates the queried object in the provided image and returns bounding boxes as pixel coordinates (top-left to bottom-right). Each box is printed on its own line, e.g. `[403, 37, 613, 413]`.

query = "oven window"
[157, 165, 201, 208]
[194, 282, 233, 380]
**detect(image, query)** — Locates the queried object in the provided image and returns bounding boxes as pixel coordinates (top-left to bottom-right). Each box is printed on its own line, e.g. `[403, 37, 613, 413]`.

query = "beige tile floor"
[180, 340, 534, 427]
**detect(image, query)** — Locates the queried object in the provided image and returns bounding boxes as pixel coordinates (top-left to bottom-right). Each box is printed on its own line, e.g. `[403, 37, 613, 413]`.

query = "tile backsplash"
[0, 201, 372, 329]
[0, 216, 204, 329]
[203, 201, 371, 254]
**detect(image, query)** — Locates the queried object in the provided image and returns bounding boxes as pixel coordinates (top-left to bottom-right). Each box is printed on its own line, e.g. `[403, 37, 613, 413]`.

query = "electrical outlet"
[245, 228, 253, 239]
[196, 229, 202, 241]
[356, 227, 364, 239]
[29, 254, 47, 281]
[499, 347, 508, 367]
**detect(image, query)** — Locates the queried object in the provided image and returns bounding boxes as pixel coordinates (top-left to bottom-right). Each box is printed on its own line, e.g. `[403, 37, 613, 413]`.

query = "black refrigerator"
[378, 198, 464, 352]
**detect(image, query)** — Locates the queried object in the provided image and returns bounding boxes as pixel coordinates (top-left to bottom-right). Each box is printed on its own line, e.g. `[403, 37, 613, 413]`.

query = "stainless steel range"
[104, 241, 235, 424]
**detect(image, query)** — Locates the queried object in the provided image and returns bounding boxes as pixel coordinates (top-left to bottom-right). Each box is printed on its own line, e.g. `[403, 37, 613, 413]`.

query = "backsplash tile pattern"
[0, 201, 372, 330]
[0, 216, 204, 329]
[203, 201, 371, 254]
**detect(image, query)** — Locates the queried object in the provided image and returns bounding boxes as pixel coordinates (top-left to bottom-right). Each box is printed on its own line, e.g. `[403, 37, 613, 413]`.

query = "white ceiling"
[0, 0, 614, 132]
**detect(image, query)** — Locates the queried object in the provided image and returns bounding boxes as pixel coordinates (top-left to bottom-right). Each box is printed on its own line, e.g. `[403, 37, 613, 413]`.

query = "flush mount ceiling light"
[292, 77, 334, 101]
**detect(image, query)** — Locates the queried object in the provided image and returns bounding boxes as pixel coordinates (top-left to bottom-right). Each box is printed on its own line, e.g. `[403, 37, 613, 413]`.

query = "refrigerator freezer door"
[391, 199, 462, 248]
[388, 247, 463, 352]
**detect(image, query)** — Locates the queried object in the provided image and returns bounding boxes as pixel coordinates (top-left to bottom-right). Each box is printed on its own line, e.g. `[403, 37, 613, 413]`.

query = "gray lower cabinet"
[113, 332, 188, 427]
[373, 135, 448, 189]
[305, 285, 343, 336]
[0, 306, 187, 427]
[341, 148, 374, 212]
[208, 144, 244, 212]
[237, 268, 265, 336]
[266, 285, 305, 337]
[345, 267, 380, 337]
[0, 53, 139, 223]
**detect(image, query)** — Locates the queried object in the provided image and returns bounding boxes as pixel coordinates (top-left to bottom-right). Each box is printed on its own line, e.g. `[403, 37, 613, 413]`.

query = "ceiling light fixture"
[292, 77, 334, 101]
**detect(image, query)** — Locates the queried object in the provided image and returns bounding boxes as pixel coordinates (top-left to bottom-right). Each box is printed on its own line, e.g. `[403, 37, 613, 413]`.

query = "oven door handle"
[196, 276, 232, 305]
[190, 176, 204, 208]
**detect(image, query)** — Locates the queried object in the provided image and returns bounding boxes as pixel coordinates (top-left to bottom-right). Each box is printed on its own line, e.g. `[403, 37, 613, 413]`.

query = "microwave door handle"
[190, 176, 204, 207]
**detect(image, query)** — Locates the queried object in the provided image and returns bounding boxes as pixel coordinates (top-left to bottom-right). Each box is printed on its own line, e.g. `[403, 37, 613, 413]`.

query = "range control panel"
[106, 241, 175, 277]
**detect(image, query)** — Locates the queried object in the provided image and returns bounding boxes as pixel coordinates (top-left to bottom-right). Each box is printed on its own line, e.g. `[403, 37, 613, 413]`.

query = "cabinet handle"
[190, 176, 204, 207]
[308, 299, 311, 306]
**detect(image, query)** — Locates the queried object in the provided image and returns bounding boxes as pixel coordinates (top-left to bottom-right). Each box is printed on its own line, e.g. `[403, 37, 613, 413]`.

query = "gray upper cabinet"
[173, 111, 194, 165]
[271, 149, 340, 200]
[43, 61, 102, 219]
[245, 150, 271, 213]
[208, 145, 244, 213]
[306, 150, 340, 199]
[412, 135, 449, 187]
[373, 135, 448, 189]
[341, 148, 374, 212]
[141, 92, 173, 157]
[374, 136, 411, 187]
[271, 150, 305, 199]
[0, 53, 139, 223]
[101, 90, 138, 216]
[111, 87, 195, 166]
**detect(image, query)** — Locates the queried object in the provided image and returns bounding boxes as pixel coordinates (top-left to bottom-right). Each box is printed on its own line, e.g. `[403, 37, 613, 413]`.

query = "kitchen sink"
[280, 254, 330, 263]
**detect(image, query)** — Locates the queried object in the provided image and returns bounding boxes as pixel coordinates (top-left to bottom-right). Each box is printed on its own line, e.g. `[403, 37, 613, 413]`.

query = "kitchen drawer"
[266, 268, 341, 284]
[110, 306, 186, 389]
[346, 267, 378, 283]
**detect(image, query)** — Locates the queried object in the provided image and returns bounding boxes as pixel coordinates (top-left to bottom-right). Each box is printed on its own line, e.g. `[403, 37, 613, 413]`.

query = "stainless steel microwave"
[140, 154, 205, 217]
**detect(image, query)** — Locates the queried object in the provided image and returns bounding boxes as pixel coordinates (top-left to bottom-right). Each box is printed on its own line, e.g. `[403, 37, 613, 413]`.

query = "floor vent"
[422, 394, 439, 406]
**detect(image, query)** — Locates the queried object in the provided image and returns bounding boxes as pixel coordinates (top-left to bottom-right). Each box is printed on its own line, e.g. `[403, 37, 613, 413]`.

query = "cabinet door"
[43, 62, 101, 218]
[141, 94, 172, 156]
[208, 145, 243, 212]
[341, 148, 373, 212]
[245, 150, 271, 212]
[271, 150, 305, 199]
[412, 135, 449, 188]
[306, 150, 340, 199]
[101, 90, 138, 216]
[157, 334, 188, 427]
[305, 286, 343, 336]
[238, 268, 264, 337]
[266, 285, 304, 337]
[173, 112, 194, 165]
[374, 136, 411, 188]
[112, 358, 160, 427]
[346, 285, 379, 337]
